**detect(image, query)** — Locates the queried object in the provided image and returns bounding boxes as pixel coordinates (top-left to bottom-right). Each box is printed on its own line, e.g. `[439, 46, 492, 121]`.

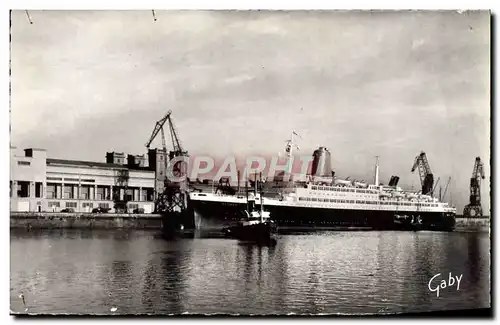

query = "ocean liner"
[188, 133, 457, 231]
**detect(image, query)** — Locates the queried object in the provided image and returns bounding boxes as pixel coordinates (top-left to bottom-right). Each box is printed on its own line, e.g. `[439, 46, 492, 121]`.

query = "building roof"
[46, 158, 153, 172]
[25, 148, 47, 151]
[47, 158, 126, 169]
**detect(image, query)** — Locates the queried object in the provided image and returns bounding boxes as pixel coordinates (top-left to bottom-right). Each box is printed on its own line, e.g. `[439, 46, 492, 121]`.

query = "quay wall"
[10, 212, 163, 230]
[10, 213, 490, 233]
[454, 217, 490, 233]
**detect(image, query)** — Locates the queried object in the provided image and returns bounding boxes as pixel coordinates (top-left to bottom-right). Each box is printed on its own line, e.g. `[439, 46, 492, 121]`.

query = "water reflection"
[140, 240, 191, 314]
[10, 229, 490, 315]
[269, 240, 287, 312]
[467, 233, 481, 285]
[140, 257, 156, 312]
[374, 233, 401, 312]
[465, 233, 489, 306]
[411, 234, 433, 311]
[159, 242, 186, 314]
[306, 262, 321, 314]
[108, 260, 133, 313]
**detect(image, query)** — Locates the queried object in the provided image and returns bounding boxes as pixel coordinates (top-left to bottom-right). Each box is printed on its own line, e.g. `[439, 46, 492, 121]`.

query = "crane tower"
[411, 151, 435, 196]
[145, 110, 189, 216]
[463, 157, 485, 218]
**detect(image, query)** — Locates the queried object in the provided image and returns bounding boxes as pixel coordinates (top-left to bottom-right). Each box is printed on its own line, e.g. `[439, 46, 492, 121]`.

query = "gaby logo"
[428, 272, 463, 298]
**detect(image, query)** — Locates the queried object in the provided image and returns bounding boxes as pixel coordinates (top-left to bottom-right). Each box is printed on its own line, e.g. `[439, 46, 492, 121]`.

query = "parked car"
[133, 208, 145, 214]
[60, 208, 75, 213]
[92, 207, 110, 213]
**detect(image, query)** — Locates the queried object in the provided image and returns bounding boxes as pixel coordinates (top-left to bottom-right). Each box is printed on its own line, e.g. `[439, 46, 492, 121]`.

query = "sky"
[10, 10, 490, 213]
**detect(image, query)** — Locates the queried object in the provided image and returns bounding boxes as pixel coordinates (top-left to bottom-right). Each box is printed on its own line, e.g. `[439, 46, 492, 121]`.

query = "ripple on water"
[9, 229, 490, 314]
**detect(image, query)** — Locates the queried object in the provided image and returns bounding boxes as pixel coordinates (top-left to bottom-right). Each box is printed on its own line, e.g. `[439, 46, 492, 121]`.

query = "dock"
[10, 212, 163, 230]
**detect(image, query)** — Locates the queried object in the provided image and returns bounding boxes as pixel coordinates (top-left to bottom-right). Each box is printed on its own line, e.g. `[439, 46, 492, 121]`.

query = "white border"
[2, 0, 500, 10]
[2, 1, 496, 324]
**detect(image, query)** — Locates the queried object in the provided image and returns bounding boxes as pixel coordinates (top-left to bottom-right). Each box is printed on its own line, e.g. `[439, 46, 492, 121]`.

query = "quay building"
[9, 146, 165, 213]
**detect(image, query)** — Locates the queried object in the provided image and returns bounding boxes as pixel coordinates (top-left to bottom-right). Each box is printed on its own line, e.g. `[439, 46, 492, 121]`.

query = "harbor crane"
[463, 157, 485, 218]
[411, 151, 434, 196]
[145, 110, 187, 164]
[145, 110, 189, 215]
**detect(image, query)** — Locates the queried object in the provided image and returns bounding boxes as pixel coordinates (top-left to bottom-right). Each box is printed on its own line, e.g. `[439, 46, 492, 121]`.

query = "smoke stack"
[311, 147, 332, 177]
[374, 156, 380, 186]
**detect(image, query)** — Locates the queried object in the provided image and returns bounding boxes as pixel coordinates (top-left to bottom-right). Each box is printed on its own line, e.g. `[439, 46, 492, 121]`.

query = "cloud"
[10, 10, 490, 213]
[412, 39, 425, 49]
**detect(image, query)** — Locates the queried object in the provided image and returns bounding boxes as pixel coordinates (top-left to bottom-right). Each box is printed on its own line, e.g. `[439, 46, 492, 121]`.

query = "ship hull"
[189, 199, 456, 232]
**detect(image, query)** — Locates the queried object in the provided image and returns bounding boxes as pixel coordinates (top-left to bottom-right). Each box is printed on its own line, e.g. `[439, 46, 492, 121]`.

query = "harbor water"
[10, 229, 490, 315]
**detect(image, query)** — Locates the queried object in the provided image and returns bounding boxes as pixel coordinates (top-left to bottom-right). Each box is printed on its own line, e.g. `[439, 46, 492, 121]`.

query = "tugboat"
[222, 174, 278, 245]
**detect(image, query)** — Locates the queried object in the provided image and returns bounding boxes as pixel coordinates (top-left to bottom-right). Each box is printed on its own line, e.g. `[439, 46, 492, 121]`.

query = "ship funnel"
[374, 156, 380, 186]
[311, 147, 332, 177]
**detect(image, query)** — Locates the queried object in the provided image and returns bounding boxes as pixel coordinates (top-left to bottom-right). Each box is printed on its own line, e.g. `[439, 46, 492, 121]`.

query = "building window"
[66, 202, 77, 208]
[64, 178, 79, 182]
[17, 181, 30, 198]
[80, 186, 90, 200]
[48, 201, 60, 207]
[82, 202, 93, 208]
[18, 161, 31, 166]
[125, 189, 133, 201]
[46, 184, 56, 199]
[47, 177, 63, 181]
[98, 203, 110, 209]
[96, 187, 104, 200]
[128, 203, 139, 210]
[63, 186, 73, 199]
[81, 179, 95, 183]
[145, 188, 155, 201]
[35, 182, 43, 198]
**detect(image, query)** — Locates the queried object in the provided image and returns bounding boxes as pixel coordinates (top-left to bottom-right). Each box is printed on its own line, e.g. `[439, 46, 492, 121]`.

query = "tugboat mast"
[259, 172, 264, 223]
[285, 130, 301, 175]
[245, 178, 249, 213]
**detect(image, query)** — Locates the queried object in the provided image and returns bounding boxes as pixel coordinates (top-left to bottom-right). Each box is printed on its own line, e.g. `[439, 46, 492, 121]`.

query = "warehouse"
[10, 147, 156, 213]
